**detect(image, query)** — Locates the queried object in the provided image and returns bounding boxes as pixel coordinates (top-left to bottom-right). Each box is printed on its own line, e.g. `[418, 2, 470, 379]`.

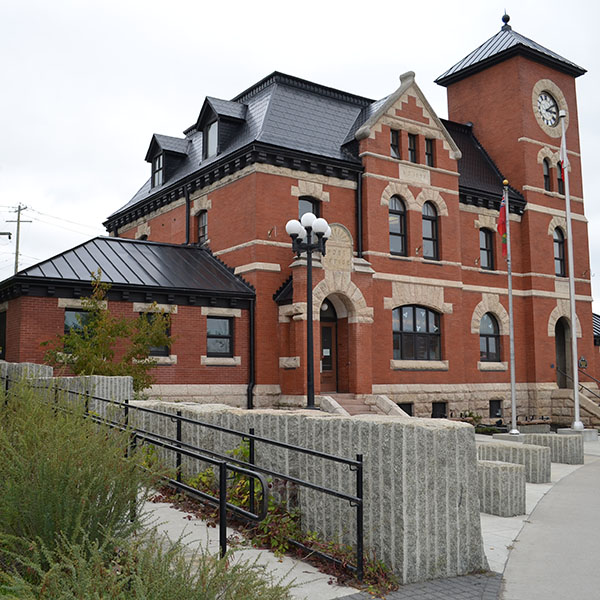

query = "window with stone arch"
[392, 305, 441, 361]
[543, 158, 551, 191]
[422, 202, 439, 260]
[554, 227, 566, 277]
[389, 195, 407, 256]
[479, 313, 500, 362]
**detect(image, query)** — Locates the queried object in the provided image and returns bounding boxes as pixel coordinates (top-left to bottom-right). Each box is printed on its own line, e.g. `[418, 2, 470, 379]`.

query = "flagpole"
[559, 110, 583, 430]
[503, 180, 519, 435]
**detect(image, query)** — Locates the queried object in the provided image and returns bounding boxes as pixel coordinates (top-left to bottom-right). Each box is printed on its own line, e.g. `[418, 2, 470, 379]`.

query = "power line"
[28, 207, 102, 233]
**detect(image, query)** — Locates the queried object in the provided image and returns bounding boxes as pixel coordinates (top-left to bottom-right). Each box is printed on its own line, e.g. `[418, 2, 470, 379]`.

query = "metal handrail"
[2, 376, 364, 581]
[554, 367, 600, 401]
[578, 367, 600, 389]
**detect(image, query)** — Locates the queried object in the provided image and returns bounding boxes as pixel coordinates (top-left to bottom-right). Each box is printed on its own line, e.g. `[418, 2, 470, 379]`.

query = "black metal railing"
[554, 367, 600, 401]
[1, 377, 364, 580]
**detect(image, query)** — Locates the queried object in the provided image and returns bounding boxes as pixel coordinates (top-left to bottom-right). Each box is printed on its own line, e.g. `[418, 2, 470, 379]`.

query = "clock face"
[537, 92, 559, 127]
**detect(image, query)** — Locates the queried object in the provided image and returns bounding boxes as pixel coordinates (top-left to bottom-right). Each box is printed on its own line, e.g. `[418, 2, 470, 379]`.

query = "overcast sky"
[1, 1, 599, 309]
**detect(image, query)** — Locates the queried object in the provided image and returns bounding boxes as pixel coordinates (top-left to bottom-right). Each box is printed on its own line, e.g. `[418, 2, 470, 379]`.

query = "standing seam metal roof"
[14, 237, 254, 296]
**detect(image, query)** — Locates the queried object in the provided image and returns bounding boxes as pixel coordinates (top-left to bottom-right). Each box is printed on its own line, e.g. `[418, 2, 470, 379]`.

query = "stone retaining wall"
[477, 460, 526, 517]
[477, 442, 551, 483]
[521, 433, 584, 465]
[130, 401, 488, 584]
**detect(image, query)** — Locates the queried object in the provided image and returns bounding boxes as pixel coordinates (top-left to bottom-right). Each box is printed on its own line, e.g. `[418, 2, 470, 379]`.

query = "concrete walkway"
[142, 437, 600, 600]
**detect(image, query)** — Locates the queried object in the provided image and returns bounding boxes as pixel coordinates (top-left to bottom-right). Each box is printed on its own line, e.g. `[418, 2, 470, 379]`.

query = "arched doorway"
[555, 317, 572, 388]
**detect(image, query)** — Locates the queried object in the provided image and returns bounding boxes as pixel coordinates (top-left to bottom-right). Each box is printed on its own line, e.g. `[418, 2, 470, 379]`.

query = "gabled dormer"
[145, 134, 189, 188]
[194, 97, 247, 161]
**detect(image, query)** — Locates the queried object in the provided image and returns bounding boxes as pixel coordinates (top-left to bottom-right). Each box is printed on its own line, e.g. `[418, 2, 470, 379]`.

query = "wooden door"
[320, 322, 337, 392]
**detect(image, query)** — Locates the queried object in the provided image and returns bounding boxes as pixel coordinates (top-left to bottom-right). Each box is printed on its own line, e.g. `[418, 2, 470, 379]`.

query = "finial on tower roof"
[501, 12, 511, 30]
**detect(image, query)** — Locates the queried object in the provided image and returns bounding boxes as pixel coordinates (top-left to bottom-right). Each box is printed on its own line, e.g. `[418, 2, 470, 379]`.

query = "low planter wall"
[521, 433, 584, 465]
[477, 442, 551, 483]
[130, 401, 488, 584]
[477, 460, 526, 517]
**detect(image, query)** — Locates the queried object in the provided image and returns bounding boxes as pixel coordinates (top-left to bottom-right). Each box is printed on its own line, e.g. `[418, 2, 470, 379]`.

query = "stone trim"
[470, 293, 509, 335]
[0, 301, 8, 312]
[474, 214, 497, 232]
[547, 301, 582, 337]
[523, 185, 579, 200]
[372, 381, 557, 394]
[191, 194, 212, 216]
[278, 302, 307, 322]
[380, 182, 416, 209]
[201, 307, 242, 318]
[234, 262, 281, 275]
[525, 200, 586, 216]
[384, 280, 453, 314]
[390, 359, 449, 371]
[518, 136, 580, 157]
[279, 356, 300, 369]
[536, 146, 555, 164]
[136, 222, 151, 239]
[478, 361, 508, 372]
[119, 198, 186, 235]
[58, 298, 107, 310]
[200, 356, 242, 366]
[415, 188, 449, 216]
[213, 239, 291, 257]
[312, 271, 374, 324]
[365, 172, 459, 196]
[358, 152, 460, 178]
[531, 79, 569, 138]
[547, 216, 567, 237]
[291, 180, 330, 203]
[133, 302, 178, 314]
[460, 204, 522, 221]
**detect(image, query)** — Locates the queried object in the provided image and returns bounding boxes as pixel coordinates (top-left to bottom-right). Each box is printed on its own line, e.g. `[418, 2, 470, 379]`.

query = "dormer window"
[204, 121, 218, 158]
[152, 154, 164, 187]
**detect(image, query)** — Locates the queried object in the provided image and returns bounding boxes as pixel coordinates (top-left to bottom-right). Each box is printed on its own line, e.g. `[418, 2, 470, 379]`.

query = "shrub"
[0, 531, 293, 600]
[0, 382, 152, 559]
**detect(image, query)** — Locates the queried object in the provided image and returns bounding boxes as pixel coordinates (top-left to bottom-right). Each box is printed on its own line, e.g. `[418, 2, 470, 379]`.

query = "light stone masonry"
[477, 460, 526, 517]
[477, 441, 551, 483]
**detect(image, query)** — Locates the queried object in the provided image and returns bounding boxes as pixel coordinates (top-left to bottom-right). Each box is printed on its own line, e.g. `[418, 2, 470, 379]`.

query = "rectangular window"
[152, 154, 163, 188]
[204, 121, 218, 158]
[425, 138, 434, 167]
[207, 317, 233, 357]
[479, 229, 494, 270]
[408, 134, 417, 163]
[198, 210, 208, 245]
[390, 130, 400, 159]
[64, 309, 90, 336]
[397, 402, 413, 416]
[432, 402, 447, 419]
[143, 313, 170, 357]
[489, 399, 503, 419]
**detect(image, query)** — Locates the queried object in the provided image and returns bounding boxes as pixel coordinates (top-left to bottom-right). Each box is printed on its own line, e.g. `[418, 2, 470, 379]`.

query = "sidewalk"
[142, 437, 600, 600]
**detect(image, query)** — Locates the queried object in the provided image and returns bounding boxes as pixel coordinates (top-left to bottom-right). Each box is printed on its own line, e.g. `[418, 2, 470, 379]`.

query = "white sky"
[1, 1, 599, 310]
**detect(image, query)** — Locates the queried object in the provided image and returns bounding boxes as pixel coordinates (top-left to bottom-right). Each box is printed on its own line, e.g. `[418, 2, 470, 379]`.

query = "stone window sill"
[133, 355, 177, 366]
[390, 360, 449, 371]
[201, 356, 241, 366]
[478, 361, 508, 371]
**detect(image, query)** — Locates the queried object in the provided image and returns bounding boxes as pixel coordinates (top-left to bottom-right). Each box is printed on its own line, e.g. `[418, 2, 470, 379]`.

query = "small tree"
[43, 272, 172, 392]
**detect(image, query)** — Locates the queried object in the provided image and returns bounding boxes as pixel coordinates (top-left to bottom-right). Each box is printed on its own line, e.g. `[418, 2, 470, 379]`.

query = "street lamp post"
[285, 212, 331, 409]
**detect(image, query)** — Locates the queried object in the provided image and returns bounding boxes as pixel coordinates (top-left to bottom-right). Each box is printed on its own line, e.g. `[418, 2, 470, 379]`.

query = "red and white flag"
[560, 125, 570, 170]
[498, 188, 507, 258]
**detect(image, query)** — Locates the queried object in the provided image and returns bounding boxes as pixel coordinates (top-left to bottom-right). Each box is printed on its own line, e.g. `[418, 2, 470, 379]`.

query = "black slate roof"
[144, 134, 189, 162]
[107, 72, 371, 222]
[8, 237, 254, 298]
[436, 17, 585, 86]
[442, 119, 524, 210]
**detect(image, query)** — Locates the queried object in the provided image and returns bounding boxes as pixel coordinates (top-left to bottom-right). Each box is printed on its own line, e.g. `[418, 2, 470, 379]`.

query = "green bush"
[0, 531, 293, 600]
[0, 382, 152, 558]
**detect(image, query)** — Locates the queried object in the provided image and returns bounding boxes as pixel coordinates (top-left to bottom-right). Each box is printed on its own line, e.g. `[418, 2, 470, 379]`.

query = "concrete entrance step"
[327, 394, 379, 416]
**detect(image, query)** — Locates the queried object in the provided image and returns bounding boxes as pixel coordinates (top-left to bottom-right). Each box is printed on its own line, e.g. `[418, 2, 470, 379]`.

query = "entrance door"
[555, 317, 572, 388]
[320, 322, 337, 392]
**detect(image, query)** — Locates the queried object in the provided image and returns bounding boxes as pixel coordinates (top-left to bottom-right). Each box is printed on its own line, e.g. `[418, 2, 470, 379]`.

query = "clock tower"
[437, 15, 595, 416]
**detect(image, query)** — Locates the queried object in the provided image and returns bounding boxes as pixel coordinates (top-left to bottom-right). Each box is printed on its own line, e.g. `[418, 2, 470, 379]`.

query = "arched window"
[479, 228, 494, 270]
[389, 196, 407, 255]
[543, 158, 551, 191]
[299, 196, 319, 220]
[554, 228, 566, 277]
[557, 161, 565, 195]
[422, 202, 439, 260]
[480, 313, 500, 362]
[392, 305, 441, 361]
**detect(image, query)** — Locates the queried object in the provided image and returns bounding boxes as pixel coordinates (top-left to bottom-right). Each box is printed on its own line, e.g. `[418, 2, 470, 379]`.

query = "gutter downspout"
[246, 298, 255, 409]
[184, 187, 191, 245]
[356, 170, 363, 258]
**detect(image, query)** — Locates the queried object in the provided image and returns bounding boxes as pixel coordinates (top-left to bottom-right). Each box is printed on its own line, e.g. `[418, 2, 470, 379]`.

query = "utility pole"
[7, 204, 32, 274]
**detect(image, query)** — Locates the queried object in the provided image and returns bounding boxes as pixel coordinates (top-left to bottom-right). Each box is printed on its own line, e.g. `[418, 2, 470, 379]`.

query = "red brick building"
[1, 17, 598, 422]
